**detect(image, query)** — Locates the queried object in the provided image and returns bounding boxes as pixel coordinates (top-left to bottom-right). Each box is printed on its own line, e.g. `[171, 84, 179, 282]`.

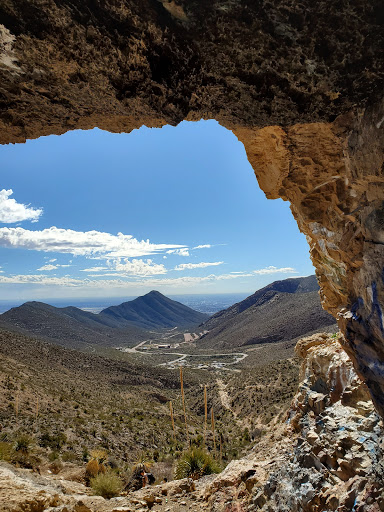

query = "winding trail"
[216, 378, 243, 425]
[118, 332, 248, 371]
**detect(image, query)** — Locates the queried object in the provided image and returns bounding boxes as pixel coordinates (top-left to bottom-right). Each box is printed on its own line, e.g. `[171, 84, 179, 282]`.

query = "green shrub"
[0, 442, 12, 461]
[14, 434, 32, 455]
[39, 432, 67, 450]
[174, 448, 220, 480]
[90, 471, 122, 499]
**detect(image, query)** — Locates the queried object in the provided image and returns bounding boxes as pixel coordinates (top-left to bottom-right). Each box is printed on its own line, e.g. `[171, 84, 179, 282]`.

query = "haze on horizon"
[0, 120, 314, 301]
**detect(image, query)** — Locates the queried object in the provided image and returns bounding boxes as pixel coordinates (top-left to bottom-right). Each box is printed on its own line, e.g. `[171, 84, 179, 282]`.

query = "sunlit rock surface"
[196, 333, 384, 511]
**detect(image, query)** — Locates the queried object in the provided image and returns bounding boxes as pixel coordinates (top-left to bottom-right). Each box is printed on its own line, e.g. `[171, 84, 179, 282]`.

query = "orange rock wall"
[236, 100, 384, 416]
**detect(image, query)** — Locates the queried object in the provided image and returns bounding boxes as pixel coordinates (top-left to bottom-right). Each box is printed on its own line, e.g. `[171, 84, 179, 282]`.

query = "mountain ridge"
[199, 275, 337, 349]
[0, 291, 209, 349]
[99, 290, 208, 329]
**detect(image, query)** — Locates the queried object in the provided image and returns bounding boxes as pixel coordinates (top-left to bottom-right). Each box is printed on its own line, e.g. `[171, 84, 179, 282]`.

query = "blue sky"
[0, 120, 314, 300]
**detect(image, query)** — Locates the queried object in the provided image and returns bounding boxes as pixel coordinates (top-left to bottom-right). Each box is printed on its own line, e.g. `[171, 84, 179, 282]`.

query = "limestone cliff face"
[195, 334, 384, 511]
[0, 1, 383, 416]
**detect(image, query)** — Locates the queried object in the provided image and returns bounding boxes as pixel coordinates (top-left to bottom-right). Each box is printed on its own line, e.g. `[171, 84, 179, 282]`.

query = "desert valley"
[1, 276, 382, 510]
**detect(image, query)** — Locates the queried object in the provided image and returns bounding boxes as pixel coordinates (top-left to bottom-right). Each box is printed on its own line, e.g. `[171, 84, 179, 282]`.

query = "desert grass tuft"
[90, 471, 122, 499]
[174, 447, 220, 480]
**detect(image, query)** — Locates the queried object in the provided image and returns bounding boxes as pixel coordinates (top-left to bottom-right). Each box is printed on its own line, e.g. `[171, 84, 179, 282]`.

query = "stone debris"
[1, 333, 383, 511]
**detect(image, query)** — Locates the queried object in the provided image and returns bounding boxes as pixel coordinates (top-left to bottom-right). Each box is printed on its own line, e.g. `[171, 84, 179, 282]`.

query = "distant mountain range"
[198, 275, 337, 349]
[0, 279, 336, 352]
[0, 291, 208, 349]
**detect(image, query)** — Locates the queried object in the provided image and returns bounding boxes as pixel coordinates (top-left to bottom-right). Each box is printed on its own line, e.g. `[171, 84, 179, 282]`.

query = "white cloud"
[81, 259, 166, 277]
[0, 226, 187, 259]
[37, 264, 58, 271]
[48, 258, 57, 263]
[37, 263, 73, 271]
[166, 248, 190, 257]
[111, 258, 167, 276]
[251, 266, 296, 275]
[81, 266, 108, 272]
[0, 265, 298, 291]
[174, 261, 224, 271]
[0, 189, 43, 224]
[0, 274, 82, 286]
[193, 244, 211, 250]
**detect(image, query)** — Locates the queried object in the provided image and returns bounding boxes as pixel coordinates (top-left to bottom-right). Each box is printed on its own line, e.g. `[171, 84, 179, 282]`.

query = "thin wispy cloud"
[0, 226, 187, 259]
[193, 244, 212, 250]
[166, 248, 190, 257]
[37, 263, 72, 271]
[81, 266, 108, 272]
[37, 264, 58, 271]
[0, 266, 297, 289]
[252, 266, 296, 275]
[174, 261, 224, 271]
[0, 189, 43, 224]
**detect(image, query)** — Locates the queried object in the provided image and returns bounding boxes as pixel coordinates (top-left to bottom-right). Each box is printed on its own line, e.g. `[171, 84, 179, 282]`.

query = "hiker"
[140, 469, 148, 487]
[125, 463, 151, 491]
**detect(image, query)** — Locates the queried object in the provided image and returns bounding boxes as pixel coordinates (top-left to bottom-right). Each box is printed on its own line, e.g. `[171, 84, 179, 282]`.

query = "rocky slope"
[0, 301, 148, 350]
[195, 334, 384, 511]
[200, 276, 336, 349]
[1, 332, 382, 511]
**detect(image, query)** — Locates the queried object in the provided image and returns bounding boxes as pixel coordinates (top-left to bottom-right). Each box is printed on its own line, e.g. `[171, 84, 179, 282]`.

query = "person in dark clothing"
[146, 472, 155, 485]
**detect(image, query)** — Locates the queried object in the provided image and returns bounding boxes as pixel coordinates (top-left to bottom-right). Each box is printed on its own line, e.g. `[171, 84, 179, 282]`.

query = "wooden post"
[169, 401, 176, 440]
[211, 408, 216, 456]
[203, 385, 207, 447]
[180, 367, 190, 446]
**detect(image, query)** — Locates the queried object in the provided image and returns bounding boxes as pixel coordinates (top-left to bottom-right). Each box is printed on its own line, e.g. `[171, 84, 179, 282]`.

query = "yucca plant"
[14, 434, 32, 455]
[174, 448, 220, 480]
[86, 448, 108, 479]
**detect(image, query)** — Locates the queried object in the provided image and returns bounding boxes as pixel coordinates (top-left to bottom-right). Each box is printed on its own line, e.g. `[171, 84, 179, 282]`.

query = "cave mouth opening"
[0, 119, 314, 307]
